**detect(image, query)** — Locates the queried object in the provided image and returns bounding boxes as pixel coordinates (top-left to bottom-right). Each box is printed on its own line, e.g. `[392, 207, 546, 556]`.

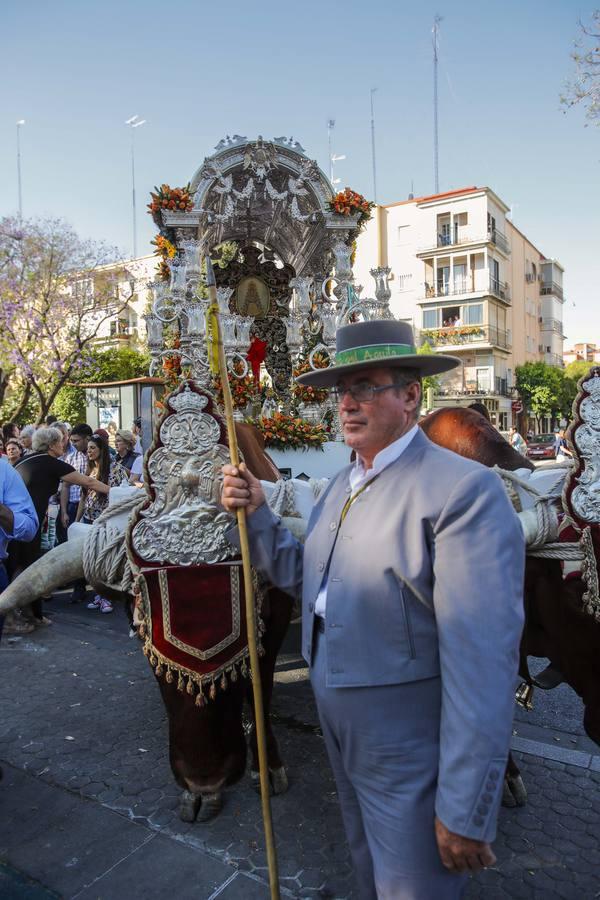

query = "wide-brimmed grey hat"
[295, 319, 460, 387]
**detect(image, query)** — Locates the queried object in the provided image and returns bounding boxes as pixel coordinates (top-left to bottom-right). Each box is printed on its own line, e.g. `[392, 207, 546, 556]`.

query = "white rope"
[493, 465, 568, 551]
[268, 479, 299, 517]
[82, 493, 144, 594]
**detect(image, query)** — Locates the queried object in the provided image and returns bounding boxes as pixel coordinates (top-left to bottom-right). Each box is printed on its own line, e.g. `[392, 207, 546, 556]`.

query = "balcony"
[545, 352, 564, 368]
[421, 324, 511, 350]
[489, 228, 510, 255]
[489, 278, 511, 303]
[541, 317, 564, 335]
[420, 229, 510, 255]
[422, 278, 511, 304]
[540, 281, 564, 301]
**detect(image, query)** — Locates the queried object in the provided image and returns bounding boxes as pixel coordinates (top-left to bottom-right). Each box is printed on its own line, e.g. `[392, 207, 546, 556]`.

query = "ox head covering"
[295, 319, 460, 387]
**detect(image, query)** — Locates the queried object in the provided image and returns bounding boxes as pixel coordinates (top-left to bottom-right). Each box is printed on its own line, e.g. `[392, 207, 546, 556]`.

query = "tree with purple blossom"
[0, 217, 132, 423]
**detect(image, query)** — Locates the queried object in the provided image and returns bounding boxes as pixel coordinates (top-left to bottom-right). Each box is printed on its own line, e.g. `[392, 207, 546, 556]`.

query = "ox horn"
[0, 534, 86, 615]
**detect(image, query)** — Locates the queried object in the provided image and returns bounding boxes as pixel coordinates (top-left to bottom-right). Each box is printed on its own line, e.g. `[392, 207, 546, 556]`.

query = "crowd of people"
[0, 415, 144, 635]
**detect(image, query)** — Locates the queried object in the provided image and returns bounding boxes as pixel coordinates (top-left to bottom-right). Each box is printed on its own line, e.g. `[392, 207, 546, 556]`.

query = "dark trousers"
[0, 562, 7, 641]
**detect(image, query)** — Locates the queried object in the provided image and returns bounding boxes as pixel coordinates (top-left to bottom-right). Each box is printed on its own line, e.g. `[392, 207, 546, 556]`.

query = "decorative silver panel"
[131, 382, 238, 566]
[569, 370, 600, 524]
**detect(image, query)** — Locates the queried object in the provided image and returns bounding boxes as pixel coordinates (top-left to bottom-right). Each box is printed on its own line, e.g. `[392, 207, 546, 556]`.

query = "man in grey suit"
[222, 320, 525, 899]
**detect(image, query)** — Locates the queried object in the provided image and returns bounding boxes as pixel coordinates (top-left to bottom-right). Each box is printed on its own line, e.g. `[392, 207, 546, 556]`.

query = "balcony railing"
[540, 281, 564, 300]
[545, 352, 564, 368]
[421, 324, 511, 350]
[423, 278, 511, 302]
[489, 278, 511, 302]
[489, 228, 510, 255]
[422, 229, 511, 255]
[541, 317, 564, 335]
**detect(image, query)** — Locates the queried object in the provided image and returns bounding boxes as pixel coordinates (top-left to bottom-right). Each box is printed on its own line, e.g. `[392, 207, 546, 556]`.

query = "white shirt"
[314, 425, 419, 618]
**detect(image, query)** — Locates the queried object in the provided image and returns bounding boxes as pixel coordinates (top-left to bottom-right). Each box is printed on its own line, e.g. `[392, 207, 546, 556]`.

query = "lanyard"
[339, 477, 378, 524]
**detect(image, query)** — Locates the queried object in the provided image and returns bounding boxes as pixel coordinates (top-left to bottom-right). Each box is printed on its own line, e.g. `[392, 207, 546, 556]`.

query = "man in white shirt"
[222, 319, 524, 899]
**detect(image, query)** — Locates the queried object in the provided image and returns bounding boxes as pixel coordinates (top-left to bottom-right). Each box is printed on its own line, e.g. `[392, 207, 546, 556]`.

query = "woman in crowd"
[76, 434, 129, 614]
[19, 425, 37, 454]
[9, 426, 110, 630]
[5, 439, 25, 466]
[114, 429, 140, 475]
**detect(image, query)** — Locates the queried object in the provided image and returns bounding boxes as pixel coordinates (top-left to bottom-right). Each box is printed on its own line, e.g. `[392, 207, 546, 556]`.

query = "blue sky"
[1, 0, 598, 343]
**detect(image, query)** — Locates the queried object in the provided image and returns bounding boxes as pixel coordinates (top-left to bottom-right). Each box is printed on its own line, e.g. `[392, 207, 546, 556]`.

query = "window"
[423, 309, 439, 329]
[437, 265, 450, 294]
[453, 263, 467, 293]
[476, 368, 491, 392]
[487, 212, 496, 235]
[464, 304, 483, 325]
[74, 278, 94, 307]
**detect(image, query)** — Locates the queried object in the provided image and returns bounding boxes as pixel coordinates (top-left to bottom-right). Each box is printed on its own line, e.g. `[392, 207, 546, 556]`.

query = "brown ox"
[421, 408, 600, 752]
[0, 422, 293, 824]
[146, 422, 294, 823]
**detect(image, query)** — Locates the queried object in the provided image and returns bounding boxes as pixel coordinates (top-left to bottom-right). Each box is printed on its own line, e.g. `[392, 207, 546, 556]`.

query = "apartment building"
[75, 254, 156, 350]
[354, 186, 565, 429]
[564, 342, 600, 365]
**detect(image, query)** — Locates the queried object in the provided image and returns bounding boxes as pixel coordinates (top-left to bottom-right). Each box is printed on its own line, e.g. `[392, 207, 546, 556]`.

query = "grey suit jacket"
[230, 428, 525, 842]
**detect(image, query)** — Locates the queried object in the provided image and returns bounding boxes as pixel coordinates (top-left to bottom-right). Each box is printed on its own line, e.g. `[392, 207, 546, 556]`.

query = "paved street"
[1, 593, 599, 899]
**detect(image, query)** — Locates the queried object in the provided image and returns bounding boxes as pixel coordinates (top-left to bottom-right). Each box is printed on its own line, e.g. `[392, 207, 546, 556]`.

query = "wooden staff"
[205, 256, 280, 899]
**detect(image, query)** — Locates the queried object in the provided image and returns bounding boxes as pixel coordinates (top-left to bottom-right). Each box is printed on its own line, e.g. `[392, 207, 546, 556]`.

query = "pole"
[16, 120, 24, 222]
[131, 128, 137, 259]
[327, 118, 335, 184]
[205, 256, 280, 900]
[370, 88, 378, 204]
[433, 15, 442, 194]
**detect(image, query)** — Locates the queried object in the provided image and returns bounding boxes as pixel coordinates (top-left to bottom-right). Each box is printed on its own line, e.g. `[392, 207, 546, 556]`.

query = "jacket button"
[473, 815, 484, 827]
[318, 562, 325, 572]
[482, 793, 493, 804]
[329, 522, 337, 531]
[489, 769, 500, 781]
[308, 602, 314, 613]
[477, 804, 487, 816]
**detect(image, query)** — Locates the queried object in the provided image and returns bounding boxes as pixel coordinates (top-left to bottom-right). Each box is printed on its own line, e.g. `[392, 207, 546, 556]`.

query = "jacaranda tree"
[0, 217, 129, 423]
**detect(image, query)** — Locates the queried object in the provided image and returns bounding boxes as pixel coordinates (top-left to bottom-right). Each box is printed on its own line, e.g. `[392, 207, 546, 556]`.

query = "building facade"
[81, 254, 157, 351]
[354, 186, 565, 429]
[563, 342, 600, 365]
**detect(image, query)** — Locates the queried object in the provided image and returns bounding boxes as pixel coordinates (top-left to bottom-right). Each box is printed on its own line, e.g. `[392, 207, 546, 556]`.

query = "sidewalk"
[0, 595, 599, 899]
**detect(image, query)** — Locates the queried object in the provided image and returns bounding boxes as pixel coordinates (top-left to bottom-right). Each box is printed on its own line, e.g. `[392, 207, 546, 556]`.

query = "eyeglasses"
[330, 383, 398, 404]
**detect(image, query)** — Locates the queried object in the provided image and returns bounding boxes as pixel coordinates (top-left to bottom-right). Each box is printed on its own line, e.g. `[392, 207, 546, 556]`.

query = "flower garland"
[255, 412, 328, 451]
[292, 352, 330, 404]
[212, 363, 264, 410]
[151, 234, 177, 282]
[155, 336, 182, 412]
[422, 326, 485, 346]
[148, 184, 195, 227]
[328, 188, 375, 234]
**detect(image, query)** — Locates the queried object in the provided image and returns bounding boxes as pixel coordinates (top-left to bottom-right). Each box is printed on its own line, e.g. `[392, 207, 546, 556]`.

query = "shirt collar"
[349, 424, 419, 494]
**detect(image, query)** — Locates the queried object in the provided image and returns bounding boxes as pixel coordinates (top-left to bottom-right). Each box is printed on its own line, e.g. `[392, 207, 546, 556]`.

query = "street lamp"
[125, 115, 146, 259]
[16, 119, 25, 222]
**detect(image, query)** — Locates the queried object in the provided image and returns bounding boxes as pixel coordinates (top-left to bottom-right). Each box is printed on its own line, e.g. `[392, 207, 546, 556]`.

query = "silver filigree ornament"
[131, 382, 238, 566]
[570, 372, 600, 524]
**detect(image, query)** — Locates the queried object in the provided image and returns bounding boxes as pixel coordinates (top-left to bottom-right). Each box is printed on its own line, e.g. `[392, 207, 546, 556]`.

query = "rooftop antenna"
[370, 88, 378, 203]
[432, 15, 442, 193]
